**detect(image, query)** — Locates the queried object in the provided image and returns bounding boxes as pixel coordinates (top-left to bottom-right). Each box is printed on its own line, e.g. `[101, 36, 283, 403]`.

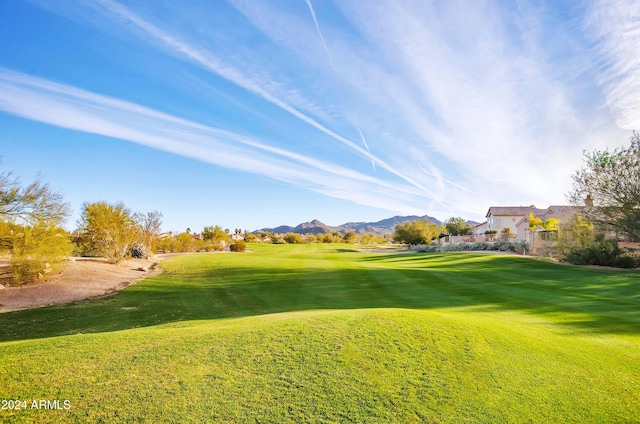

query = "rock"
[137, 267, 147, 272]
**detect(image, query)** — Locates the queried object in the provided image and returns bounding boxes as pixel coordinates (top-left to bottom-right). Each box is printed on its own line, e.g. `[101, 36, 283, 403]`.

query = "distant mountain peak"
[257, 214, 447, 235]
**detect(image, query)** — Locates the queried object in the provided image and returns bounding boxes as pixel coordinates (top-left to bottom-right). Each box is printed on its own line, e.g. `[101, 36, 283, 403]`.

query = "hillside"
[258, 214, 449, 235]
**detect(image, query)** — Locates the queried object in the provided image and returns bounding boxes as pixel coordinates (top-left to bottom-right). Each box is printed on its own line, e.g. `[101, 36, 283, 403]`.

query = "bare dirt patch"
[0, 257, 163, 313]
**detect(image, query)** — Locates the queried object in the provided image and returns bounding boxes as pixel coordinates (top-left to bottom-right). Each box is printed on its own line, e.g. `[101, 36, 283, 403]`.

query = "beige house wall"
[487, 214, 523, 235]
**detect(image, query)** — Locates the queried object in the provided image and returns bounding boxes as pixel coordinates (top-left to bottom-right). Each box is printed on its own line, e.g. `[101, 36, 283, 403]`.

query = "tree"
[568, 132, 640, 241]
[132, 210, 162, 257]
[543, 218, 560, 232]
[444, 217, 471, 236]
[175, 231, 200, 252]
[528, 212, 544, 231]
[342, 230, 357, 243]
[10, 220, 73, 284]
[203, 225, 229, 244]
[1, 164, 72, 284]
[0, 167, 70, 225]
[393, 219, 440, 245]
[557, 215, 594, 257]
[77, 202, 138, 264]
[284, 232, 302, 244]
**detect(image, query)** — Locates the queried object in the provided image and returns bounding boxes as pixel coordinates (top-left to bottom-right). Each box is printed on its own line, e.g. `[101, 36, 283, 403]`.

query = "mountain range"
[256, 215, 480, 235]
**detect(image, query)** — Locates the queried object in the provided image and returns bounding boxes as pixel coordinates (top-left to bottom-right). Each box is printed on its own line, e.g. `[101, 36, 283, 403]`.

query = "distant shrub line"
[411, 240, 529, 253]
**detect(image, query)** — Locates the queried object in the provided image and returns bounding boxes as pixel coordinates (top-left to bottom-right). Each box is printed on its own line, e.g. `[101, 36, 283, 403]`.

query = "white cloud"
[16, 0, 640, 221]
[585, 0, 640, 129]
[0, 68, 432, 215]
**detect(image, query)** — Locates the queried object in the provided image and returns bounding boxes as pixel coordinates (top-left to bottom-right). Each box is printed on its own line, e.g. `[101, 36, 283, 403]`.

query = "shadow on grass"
[0, 252, 638, 342]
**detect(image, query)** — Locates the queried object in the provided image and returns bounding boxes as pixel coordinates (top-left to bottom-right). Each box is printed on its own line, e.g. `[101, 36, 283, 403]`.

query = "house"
[486, 206, 545, 235]
[472, 221, 488, 235]
[485, 204, 590, 243]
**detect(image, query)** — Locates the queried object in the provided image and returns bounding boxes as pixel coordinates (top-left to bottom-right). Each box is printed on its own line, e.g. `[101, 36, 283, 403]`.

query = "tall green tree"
[568, 132, 640, 240]
[444, 217, 471, 236]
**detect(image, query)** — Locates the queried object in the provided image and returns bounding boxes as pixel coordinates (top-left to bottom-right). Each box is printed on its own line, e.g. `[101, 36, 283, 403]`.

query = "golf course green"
[0, 244, 638, 422]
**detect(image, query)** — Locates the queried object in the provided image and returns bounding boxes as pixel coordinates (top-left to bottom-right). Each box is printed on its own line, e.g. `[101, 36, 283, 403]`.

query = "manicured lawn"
[0, 244, 638, 422]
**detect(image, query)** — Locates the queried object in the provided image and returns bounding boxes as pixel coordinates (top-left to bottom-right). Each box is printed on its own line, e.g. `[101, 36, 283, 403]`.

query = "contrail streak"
[90, 0, 428, 192]
[358, 128, 370, 151]
[358, 128, 377, 175]
[305, 0, 339, 75]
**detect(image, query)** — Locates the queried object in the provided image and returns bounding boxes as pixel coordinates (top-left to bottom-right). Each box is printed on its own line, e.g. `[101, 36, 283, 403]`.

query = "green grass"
[0, 244, 638, 422]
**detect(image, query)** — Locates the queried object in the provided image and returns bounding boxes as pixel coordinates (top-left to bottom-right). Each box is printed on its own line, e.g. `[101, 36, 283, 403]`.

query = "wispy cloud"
[585, 0, 640, 129]
[16, 0, 638, 220]
[0, 68, 433, 214]
[68, 0, 425, 193]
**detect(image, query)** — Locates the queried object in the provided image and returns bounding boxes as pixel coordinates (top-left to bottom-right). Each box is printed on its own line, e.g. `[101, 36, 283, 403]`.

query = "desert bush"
[440, 243, 461, 252]
[77, 202, 139, 263]
[284, 233, 302, 244]
[513, 240, 529, 254]
[410, 244, 439, 252]
[394, 219, 441, 245]
[611, 255, 637, 268]
[342, 230, 357, 243]
[129, 242, 150, 259]
[230, 240, 247, 252]
[488, 241, 508, 251]
[271, 236, 286, 244]
[9, 221, 73, 285]
[411, 241, 528, 254]
[153, 236, 177, 253]
[471, 242, 488, 250]
[564, 235, 637, 268]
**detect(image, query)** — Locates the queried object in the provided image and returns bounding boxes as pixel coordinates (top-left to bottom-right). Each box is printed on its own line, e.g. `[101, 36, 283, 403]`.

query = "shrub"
[410, 244, 439, 252]
[77, 202, 138, 263]
[284, 233, 302, 244]
[513, 241, 529, 254]
[271, 236, 286, 244]
[230, 240, 247, 252]
[129, 242, 150, 259]
[243, 232, 257, 242]
[563, 236, 637, 268]
[440, 243, 461, 252]
[9, 222, 73, 285]
[471, 242, 488, 250]
[611, 255, 637, 269]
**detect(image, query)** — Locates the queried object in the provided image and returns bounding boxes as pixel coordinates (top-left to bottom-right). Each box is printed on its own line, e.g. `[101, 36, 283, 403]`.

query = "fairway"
[0, 244, 638, 422]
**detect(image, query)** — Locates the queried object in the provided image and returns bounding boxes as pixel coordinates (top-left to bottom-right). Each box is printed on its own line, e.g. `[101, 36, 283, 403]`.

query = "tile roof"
[486, 206, 545, 217]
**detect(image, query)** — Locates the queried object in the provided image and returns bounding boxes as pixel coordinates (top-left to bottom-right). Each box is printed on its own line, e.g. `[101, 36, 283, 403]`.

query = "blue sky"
[0, 0, 638, 232]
